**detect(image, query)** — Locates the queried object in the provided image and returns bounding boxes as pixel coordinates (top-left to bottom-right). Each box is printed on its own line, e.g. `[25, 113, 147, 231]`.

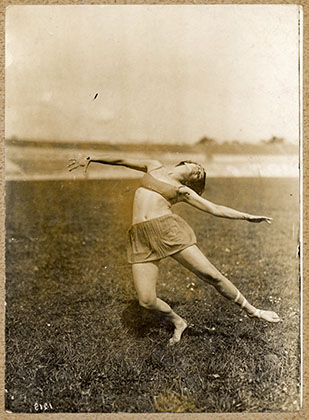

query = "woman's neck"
[168, 167, 187, 183]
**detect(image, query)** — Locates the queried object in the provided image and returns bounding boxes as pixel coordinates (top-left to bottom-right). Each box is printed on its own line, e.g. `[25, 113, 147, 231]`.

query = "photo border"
[0, 1, 306, 419]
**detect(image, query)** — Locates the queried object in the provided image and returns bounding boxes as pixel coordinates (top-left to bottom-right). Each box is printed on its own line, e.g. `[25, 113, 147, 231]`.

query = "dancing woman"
[68, 156, 280, 345]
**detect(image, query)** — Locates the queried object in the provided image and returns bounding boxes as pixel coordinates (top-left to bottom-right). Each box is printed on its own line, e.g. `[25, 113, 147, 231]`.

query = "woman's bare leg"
[172, 245, 280, 323]
[132, 261, 188, 344]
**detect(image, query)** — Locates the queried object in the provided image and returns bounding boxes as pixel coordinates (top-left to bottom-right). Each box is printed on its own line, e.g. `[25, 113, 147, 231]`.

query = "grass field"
[5, 177, 300, 413]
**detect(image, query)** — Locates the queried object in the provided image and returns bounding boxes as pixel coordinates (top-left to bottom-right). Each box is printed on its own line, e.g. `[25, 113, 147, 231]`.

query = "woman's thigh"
[172, 245, 224, 282]
[132, 261, 160, 303]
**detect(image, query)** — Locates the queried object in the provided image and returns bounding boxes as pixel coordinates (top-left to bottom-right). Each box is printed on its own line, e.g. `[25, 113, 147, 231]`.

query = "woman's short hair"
[176, 160, 206, 195]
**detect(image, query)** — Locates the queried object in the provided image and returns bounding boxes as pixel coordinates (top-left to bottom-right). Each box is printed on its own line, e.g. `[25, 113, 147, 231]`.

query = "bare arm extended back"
[68, 155, 162, 174]
[179, 186, 272, 224]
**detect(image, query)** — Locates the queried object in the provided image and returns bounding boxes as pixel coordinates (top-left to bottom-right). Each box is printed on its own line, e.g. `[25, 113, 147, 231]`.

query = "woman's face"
[184, 163, 203, 182]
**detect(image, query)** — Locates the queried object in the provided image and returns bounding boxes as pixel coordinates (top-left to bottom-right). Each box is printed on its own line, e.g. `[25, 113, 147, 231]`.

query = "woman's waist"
[131, 210, 188, 227]
[132, 208, 174, 225]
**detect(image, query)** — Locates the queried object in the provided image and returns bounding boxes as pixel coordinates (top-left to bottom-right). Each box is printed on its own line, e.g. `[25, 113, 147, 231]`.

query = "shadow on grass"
[121, 300, 171, 339]
[121, 300, 223, 342]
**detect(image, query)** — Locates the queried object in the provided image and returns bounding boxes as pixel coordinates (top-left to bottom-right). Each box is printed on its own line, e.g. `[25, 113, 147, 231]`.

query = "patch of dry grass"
[5, 178, 300, 413]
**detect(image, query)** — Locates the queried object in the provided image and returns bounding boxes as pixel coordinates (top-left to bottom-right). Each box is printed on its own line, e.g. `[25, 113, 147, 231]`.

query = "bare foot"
[169, 319, 188, 345]
[249, 309, 280, 323]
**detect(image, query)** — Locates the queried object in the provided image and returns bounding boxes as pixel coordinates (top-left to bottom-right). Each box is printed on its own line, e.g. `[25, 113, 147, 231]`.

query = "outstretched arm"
[68, 155, 162, 174]
[180, 186, 272, 224]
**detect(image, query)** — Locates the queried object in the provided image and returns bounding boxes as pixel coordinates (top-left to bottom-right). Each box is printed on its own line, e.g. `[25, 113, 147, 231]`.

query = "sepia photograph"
[5, 4, 301, 413]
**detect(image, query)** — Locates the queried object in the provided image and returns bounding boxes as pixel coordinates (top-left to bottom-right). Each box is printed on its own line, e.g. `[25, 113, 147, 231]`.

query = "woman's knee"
[138, 296, 157, 310]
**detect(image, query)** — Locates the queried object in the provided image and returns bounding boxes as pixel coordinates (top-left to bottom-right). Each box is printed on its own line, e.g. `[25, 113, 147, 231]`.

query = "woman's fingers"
[83, 160, 91, 174]
[250, 215, 273, 224]
[67, 162, 78, 172]
[67, 158, 87, 172]
[67, 159, 77, 167]
[262, 216, 273, 224]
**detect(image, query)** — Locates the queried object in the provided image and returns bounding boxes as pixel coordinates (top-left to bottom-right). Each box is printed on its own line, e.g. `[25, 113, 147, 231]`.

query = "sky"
[5, 5, 301, 144]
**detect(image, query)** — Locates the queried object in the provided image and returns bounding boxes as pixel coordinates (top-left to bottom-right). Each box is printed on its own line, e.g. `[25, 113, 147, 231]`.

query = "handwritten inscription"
[34, 402, 53, 412]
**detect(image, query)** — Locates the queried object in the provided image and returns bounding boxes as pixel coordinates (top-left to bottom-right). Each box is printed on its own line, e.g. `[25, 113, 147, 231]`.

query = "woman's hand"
[67, 157, 91, 174]
[246, 214, 273, 224]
